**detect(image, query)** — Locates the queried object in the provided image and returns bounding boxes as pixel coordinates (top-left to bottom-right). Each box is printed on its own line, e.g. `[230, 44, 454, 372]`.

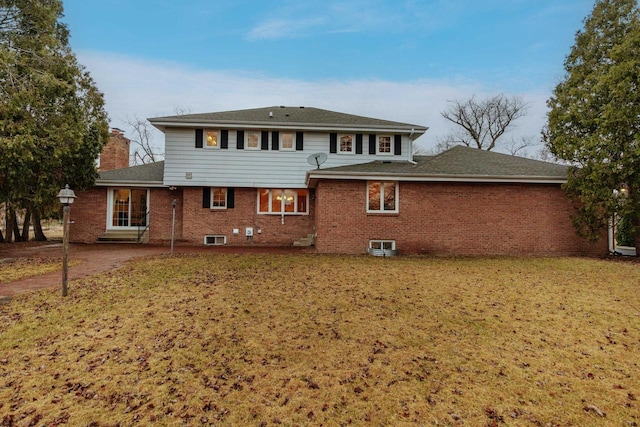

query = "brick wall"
[314, 180, 607, 256]
[181, 187, 315, 246]
[99, 131, 130, 171]
[69, 188, 107, 242]
[70, 187, 183, 243]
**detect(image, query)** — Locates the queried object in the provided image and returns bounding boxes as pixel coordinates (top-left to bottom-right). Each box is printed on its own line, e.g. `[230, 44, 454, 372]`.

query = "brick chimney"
[99, 128, 131, 171]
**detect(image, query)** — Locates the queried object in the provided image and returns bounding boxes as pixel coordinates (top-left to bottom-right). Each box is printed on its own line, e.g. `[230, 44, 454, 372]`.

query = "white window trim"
[338, 134, 355, 154]
[246, 131, 261, 150]
[106, 187, 150, 230]
[280, 132, 295, 151]
[205, 129, 220, 149]
[204, 235, 226, 245]
[377, 135, 393, 155]
[369, 240, 396, 250]
[257, 189, 310, 215]
[366, 181, 399, 214]
[210, 187, 227, 210]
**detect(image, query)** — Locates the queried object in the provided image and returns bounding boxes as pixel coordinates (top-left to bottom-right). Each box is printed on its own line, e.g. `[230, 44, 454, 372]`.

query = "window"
[258, 189, 309, 214]
[378, 135, 392, 154]
[367, 181, 398, 213]
[211, 187, 227, 209]
[369, 240, 396, 250]
[205, 129, 219, 148]
[204, 235, 226, 245]
[339, 134, 354, 153]
[109, 188, 148, 228]
[281, 132, 294, 150]
[246, 131, 260, 149]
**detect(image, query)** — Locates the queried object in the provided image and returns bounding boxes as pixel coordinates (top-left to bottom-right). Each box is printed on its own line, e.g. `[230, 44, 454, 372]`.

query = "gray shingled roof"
[97, 161, 164, 185]
[308, 146, 568, 183]
[149, 106, 427, 133]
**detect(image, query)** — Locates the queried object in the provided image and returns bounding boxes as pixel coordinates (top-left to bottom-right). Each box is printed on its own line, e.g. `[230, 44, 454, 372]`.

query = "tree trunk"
[33, 209, 47, 241]
[5, 202, 12, 243]
[11, 208, 21, 242]
[0, 224, 4, 243]
[21, 208, 31, 242]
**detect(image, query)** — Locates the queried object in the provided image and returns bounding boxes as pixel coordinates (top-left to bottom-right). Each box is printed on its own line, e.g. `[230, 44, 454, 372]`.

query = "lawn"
[0, 254, 638, 426]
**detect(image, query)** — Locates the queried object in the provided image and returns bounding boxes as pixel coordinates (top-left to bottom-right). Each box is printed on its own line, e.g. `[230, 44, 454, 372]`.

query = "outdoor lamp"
[57, 184, 76, 296]
[57, 184, 77, 205]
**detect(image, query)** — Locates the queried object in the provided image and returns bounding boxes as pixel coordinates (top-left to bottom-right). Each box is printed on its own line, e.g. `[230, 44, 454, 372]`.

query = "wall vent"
[204, 235, 226, 246]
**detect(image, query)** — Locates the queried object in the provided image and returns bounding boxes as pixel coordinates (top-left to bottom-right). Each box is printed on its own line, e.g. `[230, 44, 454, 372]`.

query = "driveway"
[0, 242, 313, 303]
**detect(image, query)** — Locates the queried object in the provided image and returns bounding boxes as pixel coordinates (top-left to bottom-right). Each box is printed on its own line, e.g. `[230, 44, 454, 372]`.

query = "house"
[69, 106, 606, 256]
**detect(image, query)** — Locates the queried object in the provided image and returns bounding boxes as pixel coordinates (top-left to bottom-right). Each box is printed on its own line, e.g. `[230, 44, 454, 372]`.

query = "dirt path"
[0, 242, 314, 304]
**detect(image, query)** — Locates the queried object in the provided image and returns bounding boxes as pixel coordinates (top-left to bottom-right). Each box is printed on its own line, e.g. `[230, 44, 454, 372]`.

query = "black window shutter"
[202, 187, 210, 208]
[329, 133, 337, 153]
[369, 134, 376, 154]
[236, 130, 244, 149]
[261, 131, 269, 150]
[355, 134, 363, 154]
[227, 188, 235, 209]
[220, 130, 228, 149]
[394, 134, 402, 155]
[272, 131, 279, 150]
[195, 129, 203, 148]
[296, 131, 304, 151]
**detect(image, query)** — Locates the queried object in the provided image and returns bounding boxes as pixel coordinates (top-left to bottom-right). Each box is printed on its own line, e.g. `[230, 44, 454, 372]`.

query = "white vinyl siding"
[163, 128, 413, 188]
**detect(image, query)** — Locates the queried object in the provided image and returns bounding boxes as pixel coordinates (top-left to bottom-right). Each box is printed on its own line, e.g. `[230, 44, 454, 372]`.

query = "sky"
[61, 0, 596, 155]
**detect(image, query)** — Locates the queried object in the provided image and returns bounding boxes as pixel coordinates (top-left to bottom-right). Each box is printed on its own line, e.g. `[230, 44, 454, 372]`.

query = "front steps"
[293, 234, 315, 247]
[98, 229, 148, 243]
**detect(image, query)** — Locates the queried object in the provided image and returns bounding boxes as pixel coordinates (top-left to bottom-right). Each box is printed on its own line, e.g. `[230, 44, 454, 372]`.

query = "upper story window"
[205, 130, 219, 148]
[246, 131, 261, 150]
[367, 181, 398, 213]
[378, 135, 392, 154]
[211, 187, 227, 209]
[258, 189, 309, 214]
[281, 132, 295, 150]
[339, 134, 354, 154]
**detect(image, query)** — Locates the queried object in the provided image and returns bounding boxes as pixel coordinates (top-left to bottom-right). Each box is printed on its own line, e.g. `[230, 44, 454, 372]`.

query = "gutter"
[306, 171, 567, 187]
[149, 119, 428, 135]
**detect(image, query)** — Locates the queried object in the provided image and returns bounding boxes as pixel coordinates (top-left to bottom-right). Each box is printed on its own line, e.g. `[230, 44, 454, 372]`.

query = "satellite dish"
[307, 152, 328, 169]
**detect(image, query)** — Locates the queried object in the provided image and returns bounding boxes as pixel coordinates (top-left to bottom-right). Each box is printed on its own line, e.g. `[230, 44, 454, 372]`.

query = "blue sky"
[62, 0, 595, 153]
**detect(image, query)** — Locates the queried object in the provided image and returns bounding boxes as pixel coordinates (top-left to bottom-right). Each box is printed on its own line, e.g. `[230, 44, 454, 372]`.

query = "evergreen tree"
[545, 0, 640, 247]
[0, 0, 109, 241]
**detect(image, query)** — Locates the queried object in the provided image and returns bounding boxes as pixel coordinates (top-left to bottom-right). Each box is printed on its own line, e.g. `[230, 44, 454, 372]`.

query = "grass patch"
[0, 258, 78, 283]
[0, 254, 639, 425]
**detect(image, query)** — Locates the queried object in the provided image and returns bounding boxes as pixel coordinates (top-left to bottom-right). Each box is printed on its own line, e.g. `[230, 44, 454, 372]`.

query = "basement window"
[204, 235, 226, 245]
[369, 240, 396, 250]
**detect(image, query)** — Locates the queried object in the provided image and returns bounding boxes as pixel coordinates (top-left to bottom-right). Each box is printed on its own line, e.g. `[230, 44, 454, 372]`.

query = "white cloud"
[79, 50, 550, 155]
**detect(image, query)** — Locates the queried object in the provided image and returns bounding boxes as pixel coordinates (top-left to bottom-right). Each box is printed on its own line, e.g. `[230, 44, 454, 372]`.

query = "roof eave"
[96, 180, 165, 188]
[306, 171, 566, 187]
[149, 119, 428, 134]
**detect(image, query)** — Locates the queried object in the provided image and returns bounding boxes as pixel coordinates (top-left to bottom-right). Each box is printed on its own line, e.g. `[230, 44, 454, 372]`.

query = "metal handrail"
[137, 210, 150, 243]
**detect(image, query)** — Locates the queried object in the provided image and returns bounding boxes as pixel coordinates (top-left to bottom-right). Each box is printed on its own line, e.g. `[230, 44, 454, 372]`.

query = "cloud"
[78, 50, 550, 155]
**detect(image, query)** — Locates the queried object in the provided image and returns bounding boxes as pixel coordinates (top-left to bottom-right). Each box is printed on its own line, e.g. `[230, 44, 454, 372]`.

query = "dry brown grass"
[0, 258, 77, 283]
[0, 254, 639, 426]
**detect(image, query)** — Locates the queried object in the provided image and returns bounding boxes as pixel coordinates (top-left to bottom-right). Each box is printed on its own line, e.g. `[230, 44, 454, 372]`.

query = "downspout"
[408, 128, 417, 165]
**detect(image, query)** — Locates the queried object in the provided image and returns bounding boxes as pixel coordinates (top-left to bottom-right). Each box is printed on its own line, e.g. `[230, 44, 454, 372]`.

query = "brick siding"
[69, 188, 107, 242]
[181, 187, 315, 246]
[314, 180, 607, 256]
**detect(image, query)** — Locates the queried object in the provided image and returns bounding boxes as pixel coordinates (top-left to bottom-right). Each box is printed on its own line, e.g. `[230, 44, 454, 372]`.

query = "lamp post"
[57, 184, 76, 297]
[170, 199, 177, 256]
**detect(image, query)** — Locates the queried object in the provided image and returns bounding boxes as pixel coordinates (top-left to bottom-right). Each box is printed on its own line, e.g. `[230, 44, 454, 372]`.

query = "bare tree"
[124, 115, 163, 165]
[440, 94, 528, 151]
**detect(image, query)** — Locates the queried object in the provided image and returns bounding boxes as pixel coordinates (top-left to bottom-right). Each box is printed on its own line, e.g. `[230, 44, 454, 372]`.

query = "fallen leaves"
[0, 255, 639, 425]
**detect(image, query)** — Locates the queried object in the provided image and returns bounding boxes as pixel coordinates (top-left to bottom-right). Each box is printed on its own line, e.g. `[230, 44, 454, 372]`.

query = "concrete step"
[98, 229, 148, 243]
[293, 234, 315, 247]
